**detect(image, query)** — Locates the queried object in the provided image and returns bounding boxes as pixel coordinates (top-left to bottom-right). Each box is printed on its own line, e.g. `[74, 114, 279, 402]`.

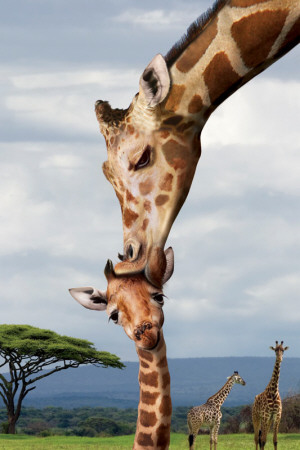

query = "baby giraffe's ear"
[162, 247, 174, 285]
[69, 287, 107, 311]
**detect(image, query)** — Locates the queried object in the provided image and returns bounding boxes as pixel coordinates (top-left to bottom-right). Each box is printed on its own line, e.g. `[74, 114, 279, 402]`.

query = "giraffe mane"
[164, 0, 228, 68]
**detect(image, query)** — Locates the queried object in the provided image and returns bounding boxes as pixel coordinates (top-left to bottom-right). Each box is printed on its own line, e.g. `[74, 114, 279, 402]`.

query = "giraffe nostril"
[128, 245, 134, 259]
[124, 240, 141, 261]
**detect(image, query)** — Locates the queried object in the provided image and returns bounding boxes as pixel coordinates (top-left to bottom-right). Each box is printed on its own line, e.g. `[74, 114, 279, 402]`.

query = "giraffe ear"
[284, 346, 289, 351]
[162, 247, 174, 285]
[69, 287, 107, 311]
[270, 346, 276, 351]
[139, 54, 170, 108]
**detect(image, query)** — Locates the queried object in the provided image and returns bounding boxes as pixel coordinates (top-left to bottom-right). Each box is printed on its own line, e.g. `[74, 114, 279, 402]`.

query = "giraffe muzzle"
[134, 323, 160, 350]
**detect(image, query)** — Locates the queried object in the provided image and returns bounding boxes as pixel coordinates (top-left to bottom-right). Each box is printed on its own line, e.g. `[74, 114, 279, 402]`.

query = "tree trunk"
[7, 416, 16, 434]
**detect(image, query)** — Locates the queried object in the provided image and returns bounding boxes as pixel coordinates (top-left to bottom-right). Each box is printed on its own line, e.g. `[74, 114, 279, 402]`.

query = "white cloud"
[245, 273, 300, 323]
[10, 69, 140, 90]
[4, 67, 140, 136]
[40, 154, 85, 170]
[114, 9, 195, 29]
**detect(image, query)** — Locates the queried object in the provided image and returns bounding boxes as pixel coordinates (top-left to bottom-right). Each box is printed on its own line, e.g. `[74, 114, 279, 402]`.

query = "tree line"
[0, 395, 299, 437]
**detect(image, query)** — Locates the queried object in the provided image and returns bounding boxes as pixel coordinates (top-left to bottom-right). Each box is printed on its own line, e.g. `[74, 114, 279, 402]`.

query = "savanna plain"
[0, 433, 299, 449]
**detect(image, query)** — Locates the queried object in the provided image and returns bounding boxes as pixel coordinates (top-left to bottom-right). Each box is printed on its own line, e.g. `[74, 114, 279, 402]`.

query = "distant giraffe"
[187, 371, 246, 449]
[69, 248, 174, 450]
[252, 341, 289, 450]
[94, 0, 300, 285]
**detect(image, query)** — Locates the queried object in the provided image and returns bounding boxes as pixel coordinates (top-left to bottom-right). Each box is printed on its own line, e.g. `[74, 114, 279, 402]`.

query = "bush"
[0, 421, 9, 434]
[280, 394, 300, 433]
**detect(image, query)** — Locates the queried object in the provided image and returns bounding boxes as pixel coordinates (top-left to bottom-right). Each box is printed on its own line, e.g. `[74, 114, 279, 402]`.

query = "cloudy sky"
[1, 0, 299, 362]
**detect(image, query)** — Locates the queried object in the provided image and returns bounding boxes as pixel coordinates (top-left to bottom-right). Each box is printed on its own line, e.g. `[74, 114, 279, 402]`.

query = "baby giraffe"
[69, 247, 174, 450]
[187, 371, 246, 450]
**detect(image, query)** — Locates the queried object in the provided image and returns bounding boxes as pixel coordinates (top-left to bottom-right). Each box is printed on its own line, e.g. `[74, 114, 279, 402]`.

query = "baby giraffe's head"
[69, 247, 174, 350]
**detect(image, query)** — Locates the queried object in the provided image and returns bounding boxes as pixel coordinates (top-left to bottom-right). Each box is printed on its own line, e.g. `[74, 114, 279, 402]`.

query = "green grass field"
[0, 433, 299, 449]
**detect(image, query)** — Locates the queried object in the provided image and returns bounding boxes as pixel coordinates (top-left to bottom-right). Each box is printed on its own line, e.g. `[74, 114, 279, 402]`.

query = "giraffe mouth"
[138, 330, 160, 351]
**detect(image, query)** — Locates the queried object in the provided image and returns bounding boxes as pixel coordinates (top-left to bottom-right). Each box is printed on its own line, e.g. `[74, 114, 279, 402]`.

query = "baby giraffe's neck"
[133, 331, 172, 450]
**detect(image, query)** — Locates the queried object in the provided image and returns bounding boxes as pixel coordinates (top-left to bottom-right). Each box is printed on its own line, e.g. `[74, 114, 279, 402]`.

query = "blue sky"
[0, 0, 299, 361]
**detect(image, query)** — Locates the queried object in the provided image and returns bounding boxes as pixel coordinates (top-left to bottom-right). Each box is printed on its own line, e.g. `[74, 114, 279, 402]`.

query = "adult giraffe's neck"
[163, 0, 299, 123]
[207, 377, 235, 408]
[133, 332, 172, 450]
[267, 357, 281, 394]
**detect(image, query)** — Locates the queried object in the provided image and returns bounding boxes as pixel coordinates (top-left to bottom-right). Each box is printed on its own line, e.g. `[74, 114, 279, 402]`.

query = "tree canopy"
[0, 324, 124, 433]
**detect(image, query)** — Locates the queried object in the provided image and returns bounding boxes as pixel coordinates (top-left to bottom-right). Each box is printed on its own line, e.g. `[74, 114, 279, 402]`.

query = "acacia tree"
[0, 324, 124, 434]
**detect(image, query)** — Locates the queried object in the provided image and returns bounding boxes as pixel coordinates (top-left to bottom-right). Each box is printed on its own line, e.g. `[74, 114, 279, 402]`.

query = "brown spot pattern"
[156, 423, 170, 447]
[126, 189, 137, 204]
[162, 139, 188, 170]
[141, 390, 159, 405]
[144, 200, 152, 213]
[127, 124, 135, 135]
[157, 356, 168, 368]
[140, 360, 149, 369]
[162, 115, 183, 126]
[188, 94, 203, 114]
[123, 208, 138, 228]
[176, 20, 218, 73]
[140, 409, 157, 427]
[162, 372, 171, 389]
[138, 349, 153, 362]
[231, 10, 289, 68]
[165, 85, 186, 112]
[139, 179, 153, 196]
[203, 52, 240, 105]
[160, 130, 170, 139]
[159, 395, 172, 417]
[137, 432, 154, 446]
[118, 179, 125, 192]
[155, 195, 169, 207]
[176, 121, 195, 133]
[159, 173, 173, 192]
[142, 218, 149, 231]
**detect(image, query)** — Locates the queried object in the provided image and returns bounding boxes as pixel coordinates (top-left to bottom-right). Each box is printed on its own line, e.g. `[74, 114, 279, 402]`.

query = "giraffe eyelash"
[109, 310, 119, 324]
[152, 293, 165, 305]
[134, 145, 152, 171]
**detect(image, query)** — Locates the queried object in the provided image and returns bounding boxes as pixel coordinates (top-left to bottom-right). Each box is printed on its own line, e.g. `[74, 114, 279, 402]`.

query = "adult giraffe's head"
[96, 0, 300, 286]
[96, 54, 202, 287]
[69, 247, 174, 350]
[270, 340, 289, 362]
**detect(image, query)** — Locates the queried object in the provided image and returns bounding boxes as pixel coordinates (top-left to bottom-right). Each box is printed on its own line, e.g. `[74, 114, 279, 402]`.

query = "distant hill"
[1, 357, 299, 409]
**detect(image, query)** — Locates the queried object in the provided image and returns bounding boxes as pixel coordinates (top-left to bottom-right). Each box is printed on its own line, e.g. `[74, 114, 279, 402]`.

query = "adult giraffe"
[252, 341, 289, 450]
[96, 0, 300, 287]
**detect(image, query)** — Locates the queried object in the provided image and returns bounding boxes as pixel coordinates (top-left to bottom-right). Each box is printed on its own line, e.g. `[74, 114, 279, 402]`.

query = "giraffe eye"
[152, 293, 165, 305]
[109, 310, 119, 324]
[134, 145, 151, 170]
